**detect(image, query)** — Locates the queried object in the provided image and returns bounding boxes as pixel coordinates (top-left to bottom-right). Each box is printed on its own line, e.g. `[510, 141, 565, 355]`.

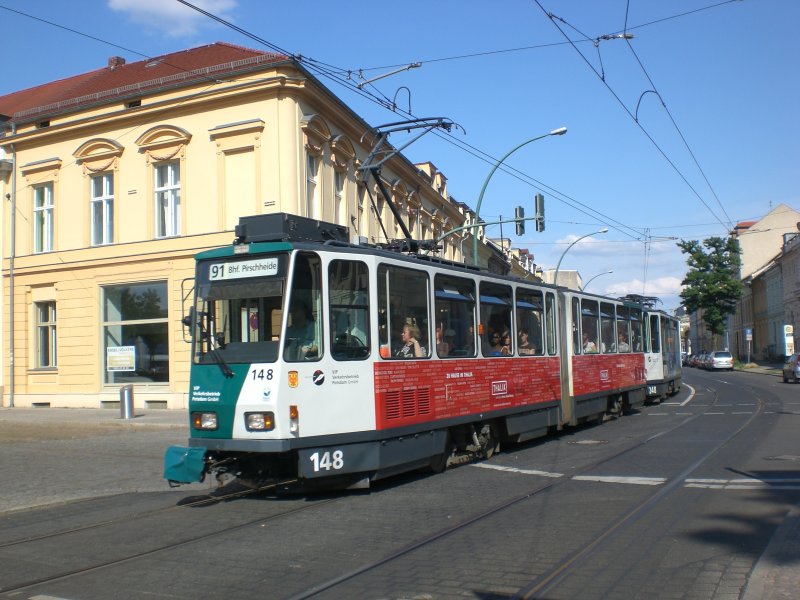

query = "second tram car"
[165, 214, 661, 490]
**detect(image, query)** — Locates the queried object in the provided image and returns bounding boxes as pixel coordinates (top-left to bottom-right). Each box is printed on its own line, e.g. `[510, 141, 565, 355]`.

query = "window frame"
[154, 161, 180, 238]
[91, 172, 114, 246]
[33, 182, 54, 253]
[34, 301, 57, 368]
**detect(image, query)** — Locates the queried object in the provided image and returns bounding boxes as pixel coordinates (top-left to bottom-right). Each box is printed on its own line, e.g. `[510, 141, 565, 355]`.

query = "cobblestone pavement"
[0, 407, 211, 514]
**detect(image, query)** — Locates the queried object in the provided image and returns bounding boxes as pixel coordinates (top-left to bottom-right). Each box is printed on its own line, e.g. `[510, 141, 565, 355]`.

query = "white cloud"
[606, 276, 685, 299]
[108, 0, 237, 38]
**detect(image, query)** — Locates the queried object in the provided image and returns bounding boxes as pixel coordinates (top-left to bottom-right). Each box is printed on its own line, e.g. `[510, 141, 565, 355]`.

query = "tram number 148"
[309, 450, 344, 472]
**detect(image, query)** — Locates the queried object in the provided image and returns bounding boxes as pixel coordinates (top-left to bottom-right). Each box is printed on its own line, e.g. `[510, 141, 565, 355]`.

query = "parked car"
[783, 353, 800, 383]
[707, 350, 734, 371]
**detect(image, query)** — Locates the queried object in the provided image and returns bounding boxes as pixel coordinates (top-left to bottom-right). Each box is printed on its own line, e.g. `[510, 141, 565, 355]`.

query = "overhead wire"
[621, 0, 733, 228]
[532, 0, 733, 233]
[172, 0, 648, 240]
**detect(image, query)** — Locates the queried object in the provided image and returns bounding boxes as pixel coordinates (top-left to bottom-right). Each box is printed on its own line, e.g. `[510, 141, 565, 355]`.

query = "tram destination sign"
[209, 257, 279, 281]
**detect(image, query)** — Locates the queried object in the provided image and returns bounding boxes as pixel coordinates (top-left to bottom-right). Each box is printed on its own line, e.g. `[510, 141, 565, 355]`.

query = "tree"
[678, 236, 743, 335]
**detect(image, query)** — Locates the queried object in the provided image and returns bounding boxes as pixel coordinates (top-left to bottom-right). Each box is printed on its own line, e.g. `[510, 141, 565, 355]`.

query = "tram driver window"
[283, 252, 323, 362]
[329, 260, 370, 361]
[378, 265, 430, 359]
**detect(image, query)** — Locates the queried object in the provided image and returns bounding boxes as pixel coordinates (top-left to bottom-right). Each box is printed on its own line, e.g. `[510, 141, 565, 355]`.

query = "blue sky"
[1, 0, 798, 311]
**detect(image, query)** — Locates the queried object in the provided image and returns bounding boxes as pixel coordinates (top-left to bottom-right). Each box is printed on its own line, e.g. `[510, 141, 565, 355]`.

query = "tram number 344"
[309, 450, 344, 472]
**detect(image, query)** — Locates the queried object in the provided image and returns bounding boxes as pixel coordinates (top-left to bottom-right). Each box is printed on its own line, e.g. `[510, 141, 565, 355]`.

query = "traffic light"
[515, 206, 525, 236]
[535, 193, 545, 232]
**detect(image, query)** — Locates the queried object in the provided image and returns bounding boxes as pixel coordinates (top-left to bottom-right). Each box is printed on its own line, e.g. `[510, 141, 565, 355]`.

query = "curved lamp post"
[553, 228, 609, 288]
[472, 127, 567, 265]
[583, 269, 613, 291]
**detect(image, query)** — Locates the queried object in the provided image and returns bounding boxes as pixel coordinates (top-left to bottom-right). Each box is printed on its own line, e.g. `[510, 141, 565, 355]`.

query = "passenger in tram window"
[582, 331, 598, 354]
[617, 332, 630, 353]
[395, 323, 426, 358]
[286, 301, 318, 359]
[502, 331, 513, 355]
[518, 329, 535, 355]
[487, 331, 510, 356]
[435, 324, 450, 357]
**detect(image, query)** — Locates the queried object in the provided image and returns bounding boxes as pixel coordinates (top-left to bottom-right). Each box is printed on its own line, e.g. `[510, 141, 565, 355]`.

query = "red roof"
[0, 42, 287, 122]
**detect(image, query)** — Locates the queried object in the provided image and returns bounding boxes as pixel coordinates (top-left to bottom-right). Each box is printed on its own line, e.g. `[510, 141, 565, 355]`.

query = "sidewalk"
[736, 361, 784, 377]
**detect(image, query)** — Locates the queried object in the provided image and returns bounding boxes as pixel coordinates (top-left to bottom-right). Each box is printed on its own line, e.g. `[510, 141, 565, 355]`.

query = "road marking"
[680, 384, 696, 406]
[732, 411, 754, 414]
[737, 403, 756, 406]
[648, 412, 670, 416]
[704, 412, 724, 415]
[685, 477, 800, 490]
[676, 412, 693, 415]
[573, 475, 666, 486]
[472, 463, 563, 478]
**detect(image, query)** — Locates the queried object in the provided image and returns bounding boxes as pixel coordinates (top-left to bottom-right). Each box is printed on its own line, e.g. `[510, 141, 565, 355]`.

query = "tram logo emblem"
[312, 370, 325, 386]
[288, 371, 299, 388]
[491, 380, 508, 395]
[600, 370, 609, 381]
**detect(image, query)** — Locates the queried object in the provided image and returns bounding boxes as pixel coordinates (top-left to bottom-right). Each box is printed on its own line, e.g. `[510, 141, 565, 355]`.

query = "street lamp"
[472, 127, 567, 265]
[583, 269, 613, 291]
[553, 228, 609, 288]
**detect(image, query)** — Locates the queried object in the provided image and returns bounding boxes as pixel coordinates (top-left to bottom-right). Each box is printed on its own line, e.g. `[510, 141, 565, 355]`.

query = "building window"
[334, 170, 344, 225]
[306, 153, 319, 219]
[91, 173, 114, 245]
[35, 301, 57, 368]
[102, 281, 169, 384]
[155, 161, 180, 237]
[33, 183, 54, 253]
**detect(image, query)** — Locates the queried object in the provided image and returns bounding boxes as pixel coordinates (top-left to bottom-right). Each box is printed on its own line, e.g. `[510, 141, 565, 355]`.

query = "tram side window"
[516, 288, 544, 356]
[283, 252, 323, 362]
[571, 297, 581, 355]
[480, 282, 513, 357]
[545, 291, 557, 355]
[630, 308, 643, 352]
[434, 274, 477, 358]
[329, 260, 370, 361]
[649, 314, 661, 353]
[600, 302, 616, 353]
[616, 306, 630, 352]
[378, 264, 430, 359]
[581, 299, 599, 353]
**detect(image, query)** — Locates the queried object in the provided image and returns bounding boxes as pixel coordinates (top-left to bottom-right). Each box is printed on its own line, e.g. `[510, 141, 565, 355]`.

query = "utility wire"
[621, 1, 733, 228]
[533, 0, 732, 233]
[175, 0, 650, 241]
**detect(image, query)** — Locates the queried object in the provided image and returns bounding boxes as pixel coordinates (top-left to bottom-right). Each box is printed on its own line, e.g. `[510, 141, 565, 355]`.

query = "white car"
[707, 350, 733, 371]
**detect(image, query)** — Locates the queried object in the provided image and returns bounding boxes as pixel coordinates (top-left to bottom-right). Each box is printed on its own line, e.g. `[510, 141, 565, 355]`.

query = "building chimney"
[108, 56, 126, 69]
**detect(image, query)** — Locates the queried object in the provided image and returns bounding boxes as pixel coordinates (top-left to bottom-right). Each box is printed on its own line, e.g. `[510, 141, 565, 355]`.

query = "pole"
[582, 269, 613, 291]
[553, 229, 608, 288]
[472, 127, 566, 266]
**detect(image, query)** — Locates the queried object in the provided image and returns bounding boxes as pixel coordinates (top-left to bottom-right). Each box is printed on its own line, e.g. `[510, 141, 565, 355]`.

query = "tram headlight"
[245, 412, 274, 431]
[192, 412, 218, 431]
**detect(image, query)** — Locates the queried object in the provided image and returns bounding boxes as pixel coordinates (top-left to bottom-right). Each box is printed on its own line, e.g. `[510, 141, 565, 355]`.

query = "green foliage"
[678, 236, 743, 335]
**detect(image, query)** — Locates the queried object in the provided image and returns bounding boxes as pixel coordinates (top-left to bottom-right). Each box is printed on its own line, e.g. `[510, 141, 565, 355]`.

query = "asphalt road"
[0, 368, 798, 600]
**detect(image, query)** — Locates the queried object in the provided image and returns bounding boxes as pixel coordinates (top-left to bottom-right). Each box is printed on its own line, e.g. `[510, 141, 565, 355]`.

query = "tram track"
[0, 478, 345, 597]
[287, 384, 768, 599]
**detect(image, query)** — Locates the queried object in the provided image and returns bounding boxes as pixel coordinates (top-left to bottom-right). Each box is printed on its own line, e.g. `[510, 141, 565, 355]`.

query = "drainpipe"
[6, 125, 16, 408]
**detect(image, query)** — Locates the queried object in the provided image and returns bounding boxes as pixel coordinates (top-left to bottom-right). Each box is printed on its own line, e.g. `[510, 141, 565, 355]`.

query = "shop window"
[103, 282, 169, 384]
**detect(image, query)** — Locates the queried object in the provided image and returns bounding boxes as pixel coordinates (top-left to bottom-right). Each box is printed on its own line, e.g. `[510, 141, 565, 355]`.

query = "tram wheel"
[428, 433, 452, 474]
[479, 424, 500, 459]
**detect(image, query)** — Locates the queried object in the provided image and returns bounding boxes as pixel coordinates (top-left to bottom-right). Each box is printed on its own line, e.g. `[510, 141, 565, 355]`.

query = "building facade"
[0, 43, 511, 409]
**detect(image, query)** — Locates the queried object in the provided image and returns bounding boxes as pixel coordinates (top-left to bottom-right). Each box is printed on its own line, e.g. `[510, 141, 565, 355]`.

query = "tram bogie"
[163, 214, 672, 491]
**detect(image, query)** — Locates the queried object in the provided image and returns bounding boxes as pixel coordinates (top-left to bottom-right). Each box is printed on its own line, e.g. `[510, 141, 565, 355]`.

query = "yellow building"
[0, 42, 501, 409]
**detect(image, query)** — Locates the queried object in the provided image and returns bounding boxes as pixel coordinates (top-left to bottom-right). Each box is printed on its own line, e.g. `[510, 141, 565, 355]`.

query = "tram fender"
[164, 445, 207, 484]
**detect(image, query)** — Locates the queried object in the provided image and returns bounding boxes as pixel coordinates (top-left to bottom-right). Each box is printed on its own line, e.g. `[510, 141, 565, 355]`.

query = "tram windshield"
[191, 253, 290, 366]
